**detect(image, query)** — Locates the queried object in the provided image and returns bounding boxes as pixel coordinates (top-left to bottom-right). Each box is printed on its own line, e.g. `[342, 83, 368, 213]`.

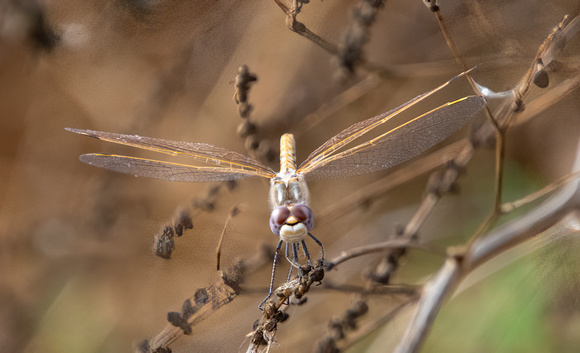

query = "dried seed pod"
[154, 226, 175, 259]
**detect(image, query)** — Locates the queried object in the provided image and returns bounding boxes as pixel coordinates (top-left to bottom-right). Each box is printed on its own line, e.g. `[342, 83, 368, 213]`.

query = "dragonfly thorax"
[269, 175, 310, 209]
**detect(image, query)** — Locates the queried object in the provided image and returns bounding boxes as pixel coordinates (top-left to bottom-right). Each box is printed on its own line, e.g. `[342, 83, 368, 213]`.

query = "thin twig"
[501, 171, 580, 213]
[326, 239, 444, 270]
[274, 0, 340, 56]
[273, 0, 395, 76]
[216, 205, 244, 271]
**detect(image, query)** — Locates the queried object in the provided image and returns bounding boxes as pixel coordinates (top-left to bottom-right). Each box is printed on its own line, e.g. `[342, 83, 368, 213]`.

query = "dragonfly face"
[269, 203, 314, 243]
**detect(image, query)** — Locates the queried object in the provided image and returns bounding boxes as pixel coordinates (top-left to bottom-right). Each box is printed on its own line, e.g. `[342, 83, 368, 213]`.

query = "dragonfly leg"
[301, 239, 313, 267]
[286, 263, 293, 282]
[259, 239, 283, 310]
[286, 243, 293, 282]
[292, 242, 305, 281]
[308, 232, 325, 263]
[285, 241, 301, 269]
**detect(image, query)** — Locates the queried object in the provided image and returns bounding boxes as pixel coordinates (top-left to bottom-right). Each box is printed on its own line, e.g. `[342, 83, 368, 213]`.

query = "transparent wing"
[79, 154, 265, 182]
[298, 70, 475, 170]
[66, 128, 276, 180]
[298, 96, 486, 181]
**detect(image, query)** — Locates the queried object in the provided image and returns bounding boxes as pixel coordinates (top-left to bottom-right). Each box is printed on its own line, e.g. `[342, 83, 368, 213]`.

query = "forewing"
[79, 154, 267, 182]
[66, 128, 275, 178]
[299, 70, 475, 169]
[300, 96, 486, 181]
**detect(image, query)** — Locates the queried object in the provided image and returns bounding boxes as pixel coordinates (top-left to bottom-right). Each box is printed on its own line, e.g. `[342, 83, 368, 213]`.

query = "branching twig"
[466, 15, 580, 248]
[274, 0, 394, 76]
[395, 142, 580, 353]
[393, 14, 580, 353]
[246, 261, 325, 352]
[274, 0, 341, 56]
[501, 170, 580, 214]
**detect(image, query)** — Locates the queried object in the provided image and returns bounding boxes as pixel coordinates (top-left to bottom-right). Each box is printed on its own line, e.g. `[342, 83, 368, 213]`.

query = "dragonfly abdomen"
[280, 133, 297, 174]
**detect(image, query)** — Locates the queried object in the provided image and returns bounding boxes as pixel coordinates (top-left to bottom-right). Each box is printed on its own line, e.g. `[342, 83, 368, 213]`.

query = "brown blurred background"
[1, 1, 579, 352]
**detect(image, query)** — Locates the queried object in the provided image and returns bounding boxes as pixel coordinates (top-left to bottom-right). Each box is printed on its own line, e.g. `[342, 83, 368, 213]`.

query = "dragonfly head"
[269, 203, 314, 243]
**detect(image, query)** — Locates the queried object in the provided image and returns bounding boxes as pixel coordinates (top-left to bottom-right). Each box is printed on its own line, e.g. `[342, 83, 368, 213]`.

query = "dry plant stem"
[147, 278, 237, 350]
[274, 0, 340, 56]
[215, 205, 242, 271]
[404, 193, 438, 238]
[394, 257, 460, 353]
[493, 16, 578, 133]
[234, 65, 272, 160]
[246, 262, 325, 352]
[154, 182, 235, 259]
[322, 282, 418, 296]
[395, 16, 580, 353]
[274, 0, 394, 75]
[465, 129, 504, 248]
[395, 144, 580, 353]
[429, 4, 498, 128]
[430, 7, 479, 93]
[327, 239, 445, 270]
[501, 170, 580, 213]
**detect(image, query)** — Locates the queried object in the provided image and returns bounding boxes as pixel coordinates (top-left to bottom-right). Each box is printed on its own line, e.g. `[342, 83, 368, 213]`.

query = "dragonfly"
[66, 72, 486, 307]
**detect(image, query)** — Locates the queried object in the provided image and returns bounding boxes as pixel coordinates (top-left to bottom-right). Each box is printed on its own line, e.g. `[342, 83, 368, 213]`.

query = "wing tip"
[78, 153, 93, 164]
[65, 127, 100, 139]
[79, 153, 110, 164]
[471, 95, 488, 111]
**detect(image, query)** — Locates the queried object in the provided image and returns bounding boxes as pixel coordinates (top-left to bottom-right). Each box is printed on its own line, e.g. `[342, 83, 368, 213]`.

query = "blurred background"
[1, 0, 579, 352]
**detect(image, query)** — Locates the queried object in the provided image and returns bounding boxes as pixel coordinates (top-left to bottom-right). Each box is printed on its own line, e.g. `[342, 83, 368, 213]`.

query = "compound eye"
[291, 203, 314, 231]
[269, 206, 290, 235]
